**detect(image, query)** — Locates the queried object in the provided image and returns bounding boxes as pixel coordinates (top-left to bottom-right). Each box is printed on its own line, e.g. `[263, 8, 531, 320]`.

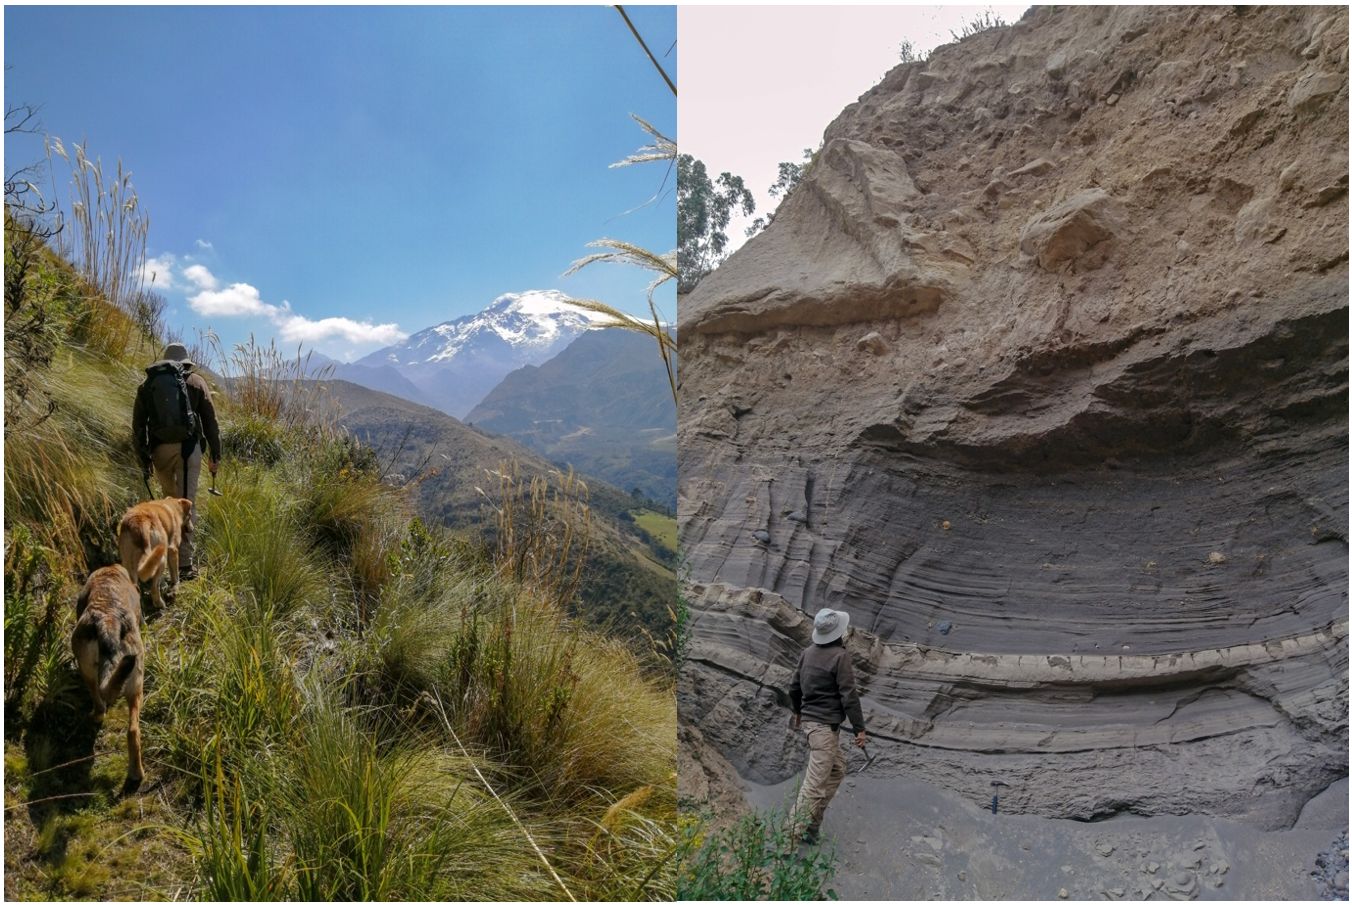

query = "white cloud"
[188, 282, 277, 317]
[195, 238, 214, 250]
[276, 314, 407, 345]
[141, 253, 177, 291]
[183, 264, 219, 291]
[178, 257, 403, 351]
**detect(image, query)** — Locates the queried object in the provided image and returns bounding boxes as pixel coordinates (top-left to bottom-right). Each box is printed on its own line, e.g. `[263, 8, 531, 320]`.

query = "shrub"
[950, 9, 1006, 41]
[4, 215, 65, 430]
[677, 808, 839, 901]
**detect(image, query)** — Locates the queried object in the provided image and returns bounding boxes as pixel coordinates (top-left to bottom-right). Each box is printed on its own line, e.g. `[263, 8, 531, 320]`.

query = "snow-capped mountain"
[354, 290, 613, 418]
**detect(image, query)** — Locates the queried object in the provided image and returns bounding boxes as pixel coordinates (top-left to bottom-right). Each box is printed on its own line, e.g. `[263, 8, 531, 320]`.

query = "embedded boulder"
[1018, 189, 1126, 271]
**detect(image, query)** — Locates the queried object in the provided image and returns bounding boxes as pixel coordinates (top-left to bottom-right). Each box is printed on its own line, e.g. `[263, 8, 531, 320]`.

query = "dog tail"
[135, 543, 167, 583]
[79, 616, 137, 705]
[98, 651, 137, 704]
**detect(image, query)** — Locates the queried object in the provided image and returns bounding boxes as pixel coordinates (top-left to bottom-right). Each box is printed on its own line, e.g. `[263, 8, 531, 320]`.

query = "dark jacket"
[132, 368, 221, 467]
[790, 639, 865, 734]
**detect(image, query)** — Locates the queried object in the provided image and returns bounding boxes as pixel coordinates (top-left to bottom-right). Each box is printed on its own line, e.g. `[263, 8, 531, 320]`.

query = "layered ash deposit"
[678, 5, 1348, 832]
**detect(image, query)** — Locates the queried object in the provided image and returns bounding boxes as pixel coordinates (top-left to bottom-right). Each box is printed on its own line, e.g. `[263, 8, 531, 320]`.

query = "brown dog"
[118, 497, 192, 610]
[71, 564, 145, 789]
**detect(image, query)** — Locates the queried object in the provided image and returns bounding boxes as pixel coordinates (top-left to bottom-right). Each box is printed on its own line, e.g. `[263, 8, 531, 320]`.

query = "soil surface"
[745, 767, 1348, 901]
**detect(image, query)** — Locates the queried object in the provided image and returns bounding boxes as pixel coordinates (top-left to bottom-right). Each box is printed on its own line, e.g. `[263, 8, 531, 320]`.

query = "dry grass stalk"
[428, 691, 577, 902]
[477, 460, 592, 607]
[562, 112, 678, 403]
[197, 332, 339, 436]
[45, 137, 148, 359]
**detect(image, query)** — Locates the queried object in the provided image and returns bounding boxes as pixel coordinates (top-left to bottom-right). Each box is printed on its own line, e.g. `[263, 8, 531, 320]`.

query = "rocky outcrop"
[1018, 188, 1125, 271]
[679, 6, 1348, 831]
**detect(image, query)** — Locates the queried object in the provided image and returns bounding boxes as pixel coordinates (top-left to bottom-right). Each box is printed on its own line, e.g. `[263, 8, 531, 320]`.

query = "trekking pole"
[208, 465, 222, 497]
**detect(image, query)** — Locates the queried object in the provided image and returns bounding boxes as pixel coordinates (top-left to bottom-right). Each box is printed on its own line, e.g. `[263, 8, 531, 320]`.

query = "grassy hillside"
[3, 229, 678, 900]
[633, 510, 677, 554]
[467, 329, 677, 508]
[319, 379, 677, 640]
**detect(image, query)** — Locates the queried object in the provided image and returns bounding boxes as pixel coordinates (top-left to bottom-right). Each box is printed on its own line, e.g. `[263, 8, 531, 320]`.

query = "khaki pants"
[151, 441, 201, 569]
[791, 721, 846, 836]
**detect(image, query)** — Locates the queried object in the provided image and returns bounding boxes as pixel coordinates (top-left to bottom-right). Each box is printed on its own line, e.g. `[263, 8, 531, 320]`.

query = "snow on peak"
[490, 289, 593, 319]
[366, 289, 621, 369]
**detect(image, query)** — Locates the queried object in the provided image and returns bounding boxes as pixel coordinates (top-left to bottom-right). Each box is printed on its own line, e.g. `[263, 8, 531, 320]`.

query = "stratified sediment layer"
[678, 5, 1348, 831]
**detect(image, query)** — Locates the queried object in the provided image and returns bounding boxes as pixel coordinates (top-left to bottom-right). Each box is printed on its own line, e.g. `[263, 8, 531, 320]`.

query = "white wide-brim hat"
[812, 607, 850, 644]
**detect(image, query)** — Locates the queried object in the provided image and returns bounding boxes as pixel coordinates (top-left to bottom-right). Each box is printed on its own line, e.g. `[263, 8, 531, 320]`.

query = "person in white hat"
[788, 606, 867, 844]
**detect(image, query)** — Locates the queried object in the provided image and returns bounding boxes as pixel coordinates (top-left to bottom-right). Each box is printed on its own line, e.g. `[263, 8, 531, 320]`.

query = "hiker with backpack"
[788, 607, 867, 845]
[132, 343, 221, 581]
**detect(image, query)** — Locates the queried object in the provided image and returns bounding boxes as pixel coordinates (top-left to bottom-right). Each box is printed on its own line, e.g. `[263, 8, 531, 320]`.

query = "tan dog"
[71, 564, 145, 789]
[118, 497, 192, 609]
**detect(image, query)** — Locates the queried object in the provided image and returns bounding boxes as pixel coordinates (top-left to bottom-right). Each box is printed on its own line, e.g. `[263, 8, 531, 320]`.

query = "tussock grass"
[292, 446, 407, 617]
[359, 562, 674, 802]
[579, 787, 682, 900]
[481, 460, 593, 607]
[219, 412, 286, 466]
[201, 332, 337, 429]
[288, 694, 555, 901]
[197, 469, 328, 619]
[2, 350, 142, 575]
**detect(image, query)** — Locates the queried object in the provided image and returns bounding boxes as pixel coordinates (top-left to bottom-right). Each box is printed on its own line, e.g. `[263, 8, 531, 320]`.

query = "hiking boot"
[799, 826, 820, 846]
[178, 567, 198, 582]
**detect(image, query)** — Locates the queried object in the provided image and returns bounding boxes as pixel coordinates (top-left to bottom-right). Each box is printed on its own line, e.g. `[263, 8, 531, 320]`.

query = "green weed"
[677, 808, 839, 900]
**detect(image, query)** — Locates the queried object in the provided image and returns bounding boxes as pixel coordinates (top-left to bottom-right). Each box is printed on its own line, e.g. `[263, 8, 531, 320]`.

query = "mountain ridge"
[312, 378, 676, 636]
[467, 330, 676, 506]
[352, 289, 612, 417]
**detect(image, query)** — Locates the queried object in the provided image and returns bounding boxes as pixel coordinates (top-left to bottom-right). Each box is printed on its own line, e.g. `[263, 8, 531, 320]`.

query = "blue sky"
[4, 5, 676, 361]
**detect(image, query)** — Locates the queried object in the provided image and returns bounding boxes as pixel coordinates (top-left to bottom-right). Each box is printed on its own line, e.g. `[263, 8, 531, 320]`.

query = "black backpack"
[142, 361, 199, 444]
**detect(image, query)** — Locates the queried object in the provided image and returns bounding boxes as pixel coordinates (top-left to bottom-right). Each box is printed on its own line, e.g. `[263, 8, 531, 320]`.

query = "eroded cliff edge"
[678, 6, 1348, 832]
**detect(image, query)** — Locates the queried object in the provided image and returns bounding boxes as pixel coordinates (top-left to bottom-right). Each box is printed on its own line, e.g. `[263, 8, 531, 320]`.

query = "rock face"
[678, 7, 1348, 831]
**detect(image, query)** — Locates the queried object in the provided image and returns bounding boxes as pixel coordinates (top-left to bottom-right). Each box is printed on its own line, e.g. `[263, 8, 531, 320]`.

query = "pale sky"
[680, 5, 1030, 251]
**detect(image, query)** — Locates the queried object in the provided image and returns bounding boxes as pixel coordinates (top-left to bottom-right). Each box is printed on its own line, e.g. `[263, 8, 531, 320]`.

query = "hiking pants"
[792, 721, 846, 835]
[151, 441, 200, 569]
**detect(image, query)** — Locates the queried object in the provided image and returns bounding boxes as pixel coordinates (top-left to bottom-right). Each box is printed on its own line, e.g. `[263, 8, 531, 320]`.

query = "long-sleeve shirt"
[132, 369, 221, 466]
[789, 639, 865, 734]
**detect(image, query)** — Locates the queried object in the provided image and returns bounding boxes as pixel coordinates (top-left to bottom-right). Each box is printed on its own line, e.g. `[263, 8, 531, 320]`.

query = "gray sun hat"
[811, 608, 850, 645]
[159, 342, 194, 370]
